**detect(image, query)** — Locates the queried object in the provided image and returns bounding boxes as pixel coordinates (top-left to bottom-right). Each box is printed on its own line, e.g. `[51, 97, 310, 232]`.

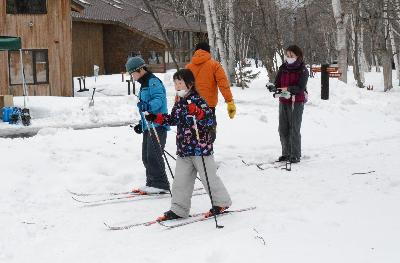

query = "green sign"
[0, 36, 22, 50]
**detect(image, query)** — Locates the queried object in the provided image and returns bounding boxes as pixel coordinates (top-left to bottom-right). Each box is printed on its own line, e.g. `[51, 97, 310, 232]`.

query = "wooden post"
[126, 80, 131, 95]
[321, 64, 329, 100]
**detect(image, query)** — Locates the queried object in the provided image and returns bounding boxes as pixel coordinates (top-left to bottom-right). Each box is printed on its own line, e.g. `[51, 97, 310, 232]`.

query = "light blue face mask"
[176, 89, 188, 98]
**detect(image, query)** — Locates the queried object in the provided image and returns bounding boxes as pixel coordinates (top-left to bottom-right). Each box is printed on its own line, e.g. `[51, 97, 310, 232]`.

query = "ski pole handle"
[143, 111, 161, 144]
[186, 100, 200, 141]
[190, 116, 200, 141]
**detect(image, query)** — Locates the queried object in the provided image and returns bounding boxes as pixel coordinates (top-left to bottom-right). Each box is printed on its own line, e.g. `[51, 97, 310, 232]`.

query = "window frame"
[8, 49, 49, 86]
[6, 0, 48, 15]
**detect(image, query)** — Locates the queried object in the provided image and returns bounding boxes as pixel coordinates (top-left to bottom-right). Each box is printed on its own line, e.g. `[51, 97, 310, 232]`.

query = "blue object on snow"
[2, 107, 12, 122]
[9, 107, 22, 124]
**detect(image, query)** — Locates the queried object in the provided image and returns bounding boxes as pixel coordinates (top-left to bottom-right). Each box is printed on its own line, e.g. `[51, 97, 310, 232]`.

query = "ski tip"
[71, 196, 88, 203]
[104, 222, 121, 231]
[67, 189, 78, 196]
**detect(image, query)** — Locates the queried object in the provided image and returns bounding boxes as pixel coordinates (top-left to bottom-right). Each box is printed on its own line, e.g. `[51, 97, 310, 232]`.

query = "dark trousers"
[278, 102, 304, 159]
[210, 107, 217, 143]
[142, 126, 170, 190]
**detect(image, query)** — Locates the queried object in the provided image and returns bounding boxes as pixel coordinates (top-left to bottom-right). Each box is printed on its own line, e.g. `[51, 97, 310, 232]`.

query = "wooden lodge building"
[0, 0, 83, 96]
[0, 0, 207, 97]
[71, 0, 207, 77]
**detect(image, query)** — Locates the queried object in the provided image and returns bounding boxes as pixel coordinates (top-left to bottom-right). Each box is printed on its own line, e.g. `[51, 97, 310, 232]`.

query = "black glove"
[133, 124, 142, 134]
[266, 82, 276, 93]
[145, 113, 157, 122]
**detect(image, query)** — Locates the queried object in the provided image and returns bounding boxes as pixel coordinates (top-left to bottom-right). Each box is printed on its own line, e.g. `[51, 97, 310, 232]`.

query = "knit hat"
[126, 56, 146, 73]
[195, 42, 211, 53]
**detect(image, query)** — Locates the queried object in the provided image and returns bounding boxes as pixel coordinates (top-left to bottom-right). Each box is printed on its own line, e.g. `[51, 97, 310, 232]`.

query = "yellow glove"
[227, 101, 236, 119]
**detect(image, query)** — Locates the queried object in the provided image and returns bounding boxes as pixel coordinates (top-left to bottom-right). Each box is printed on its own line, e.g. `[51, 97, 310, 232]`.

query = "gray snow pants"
[142, 127, 170, 190]
[278, 102, 304, 159]
[170, 155, 232, 218]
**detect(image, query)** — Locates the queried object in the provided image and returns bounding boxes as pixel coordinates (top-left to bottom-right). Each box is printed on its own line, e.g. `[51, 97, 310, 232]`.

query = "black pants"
[278, 102, 304, 159]
[142, 126, 170, 190]
[210, 107, 217, 143]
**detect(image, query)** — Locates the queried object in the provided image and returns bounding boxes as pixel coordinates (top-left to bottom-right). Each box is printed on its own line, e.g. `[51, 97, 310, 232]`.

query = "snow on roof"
[77, 0, 91, 5]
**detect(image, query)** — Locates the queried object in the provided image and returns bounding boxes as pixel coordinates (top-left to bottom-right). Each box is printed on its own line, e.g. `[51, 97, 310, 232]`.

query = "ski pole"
[145, 114, 175, 180]
[163, 149, 176, 161]
[190, 114, 224, 229]
[132, 93, 177, 161]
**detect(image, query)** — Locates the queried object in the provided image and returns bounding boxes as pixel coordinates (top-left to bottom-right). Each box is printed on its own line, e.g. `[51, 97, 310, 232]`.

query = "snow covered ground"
[1, 67, 400, 263]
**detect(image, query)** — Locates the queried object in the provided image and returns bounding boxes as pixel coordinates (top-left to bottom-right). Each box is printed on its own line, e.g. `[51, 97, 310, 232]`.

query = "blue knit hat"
[126, 56, 146, 73]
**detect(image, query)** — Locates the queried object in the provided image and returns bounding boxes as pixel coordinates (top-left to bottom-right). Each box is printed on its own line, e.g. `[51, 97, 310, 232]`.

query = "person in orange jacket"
[186, 42, 236, 142]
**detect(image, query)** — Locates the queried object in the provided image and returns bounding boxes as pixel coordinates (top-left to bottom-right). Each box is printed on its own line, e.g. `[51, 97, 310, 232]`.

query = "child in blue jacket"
[126, 56, 170, 194]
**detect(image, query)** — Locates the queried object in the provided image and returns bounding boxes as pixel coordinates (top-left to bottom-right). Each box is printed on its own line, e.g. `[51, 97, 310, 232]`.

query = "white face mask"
[285, 57, 297, 64]
[176, 89, 188, 98]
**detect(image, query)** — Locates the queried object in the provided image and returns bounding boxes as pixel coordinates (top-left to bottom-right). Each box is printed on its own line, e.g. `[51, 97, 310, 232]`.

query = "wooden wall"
[0, 1, 7, 95]
[0, 0, 73, 96]
[72, 21, 105, 77]
[102, 24, 166, 74]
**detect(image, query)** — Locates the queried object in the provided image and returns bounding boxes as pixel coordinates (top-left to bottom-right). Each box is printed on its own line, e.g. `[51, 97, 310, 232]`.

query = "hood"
[191, 49, 212, 65]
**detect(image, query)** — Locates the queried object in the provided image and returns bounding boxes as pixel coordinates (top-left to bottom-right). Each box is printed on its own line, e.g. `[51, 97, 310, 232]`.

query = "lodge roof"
[71, 0, 206, 43]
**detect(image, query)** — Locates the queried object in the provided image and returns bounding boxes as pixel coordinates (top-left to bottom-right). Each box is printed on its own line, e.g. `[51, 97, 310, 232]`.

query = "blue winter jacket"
[137, 72, 169, 131]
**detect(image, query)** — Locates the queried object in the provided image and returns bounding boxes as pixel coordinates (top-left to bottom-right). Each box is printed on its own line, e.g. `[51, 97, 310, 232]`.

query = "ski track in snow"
[1, 67, 400, 263]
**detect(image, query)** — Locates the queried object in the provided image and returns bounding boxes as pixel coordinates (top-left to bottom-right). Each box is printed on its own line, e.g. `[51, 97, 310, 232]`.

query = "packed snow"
[1, 66, 399, 263]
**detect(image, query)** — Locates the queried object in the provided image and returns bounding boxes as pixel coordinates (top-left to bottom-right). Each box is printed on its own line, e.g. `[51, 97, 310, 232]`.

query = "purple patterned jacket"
[159, 90, 215, 157]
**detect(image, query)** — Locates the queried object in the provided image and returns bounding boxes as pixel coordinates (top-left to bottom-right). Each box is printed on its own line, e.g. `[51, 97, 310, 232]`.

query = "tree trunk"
[389, 23, 398, 83]
[257, 0, 277, 80]
[351, 1, 364, 88]
[382, 2, 393, 92]
[374, 54, 381, 72]
[332, 0, 348, 83]
[395, 0, 400, 84]
[202, 0, 216, 56]
[227, 0, 236, 84]
[209, 0, 229, 76]
[304, 6, 313, 66]
[360, 23, 369, 73]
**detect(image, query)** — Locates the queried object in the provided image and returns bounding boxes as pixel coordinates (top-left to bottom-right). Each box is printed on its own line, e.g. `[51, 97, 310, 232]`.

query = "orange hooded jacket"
[186, 50, 233, 107]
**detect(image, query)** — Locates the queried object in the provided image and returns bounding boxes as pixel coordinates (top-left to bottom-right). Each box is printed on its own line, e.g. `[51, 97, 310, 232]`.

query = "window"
[148, 51, 164, 65]
[182, 31, 190, 50]
[173, 31, 180, 49]
[6, 0, 47, 14]
[129, 51, 142, 58]
[166, 30, 174, 48]
[8, 49, 49, 85]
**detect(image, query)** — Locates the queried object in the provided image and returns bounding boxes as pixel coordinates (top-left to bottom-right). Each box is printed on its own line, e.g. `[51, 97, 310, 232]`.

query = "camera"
[273, 90, 291, 99]
[266, 82, 291, 99]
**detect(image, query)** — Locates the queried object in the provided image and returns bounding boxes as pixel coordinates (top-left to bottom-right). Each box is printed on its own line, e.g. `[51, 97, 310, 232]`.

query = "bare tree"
[332, 0, 348, 83]
[202, 0, 217, 55]
[209, 0, 229, 75]
[142, 0, 180, 70]
[350, 0, 364, 88]
[227, 0, 236, 83]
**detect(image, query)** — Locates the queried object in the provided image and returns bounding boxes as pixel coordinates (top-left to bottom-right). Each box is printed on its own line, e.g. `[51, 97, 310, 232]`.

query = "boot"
[157, 210, 182, 221]
[204, 206, 229, 218]
[277, 155, 289, 162]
